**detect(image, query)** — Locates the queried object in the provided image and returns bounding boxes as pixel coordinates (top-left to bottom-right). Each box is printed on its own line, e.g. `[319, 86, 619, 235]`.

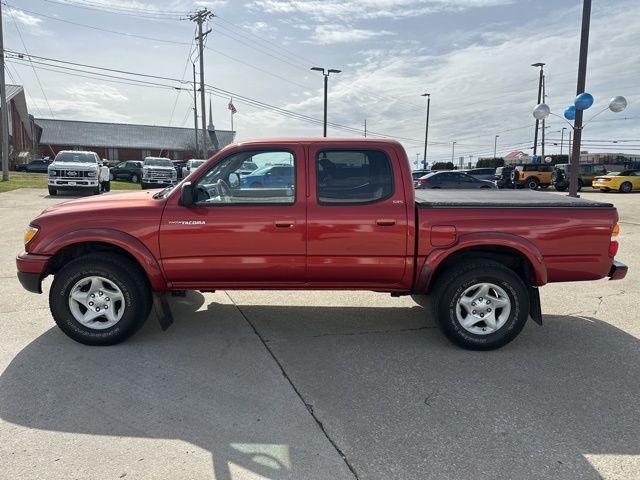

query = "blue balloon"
[575, 92, 594, 110]
[564, 105, 576, 120]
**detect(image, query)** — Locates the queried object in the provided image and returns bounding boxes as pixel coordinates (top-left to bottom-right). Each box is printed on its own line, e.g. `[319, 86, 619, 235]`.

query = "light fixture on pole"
[311, 67, 341, 137]
[531, 62, 545, 159]
[421, 93, 430, 168]
[494, 135, 499, 159]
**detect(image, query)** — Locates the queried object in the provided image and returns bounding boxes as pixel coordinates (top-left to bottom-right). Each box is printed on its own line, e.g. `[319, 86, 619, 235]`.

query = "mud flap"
[528, 286, 542, 325]
[153, 292, 174, 331]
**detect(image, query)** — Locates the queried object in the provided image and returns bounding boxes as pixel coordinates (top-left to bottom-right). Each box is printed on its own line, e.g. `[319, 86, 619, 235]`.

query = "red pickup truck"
[17, 138, 627, 350]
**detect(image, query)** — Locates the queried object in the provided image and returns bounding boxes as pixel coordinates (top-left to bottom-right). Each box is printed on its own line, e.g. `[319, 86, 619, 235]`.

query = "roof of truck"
[234, 137, 403, 146]
[415, 189, 614, 208]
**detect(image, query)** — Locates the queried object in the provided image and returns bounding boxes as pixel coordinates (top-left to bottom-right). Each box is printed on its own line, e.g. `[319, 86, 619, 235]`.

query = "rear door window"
[316, 150, 393, 204]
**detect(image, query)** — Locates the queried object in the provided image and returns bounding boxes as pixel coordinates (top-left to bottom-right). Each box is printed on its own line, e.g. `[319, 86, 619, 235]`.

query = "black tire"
[620, 182, 632, 193]
[430, 260, 529, 350]
[131, 174, 139, 183]
[93, 187, 100, 195]
[577, 179, 583, 192]
[48, 187, 57, 196]
[141, 183, 148, 190]
[49, 253, 152, 346]
[554, 184, 568, 192]
[524, 177, 539, 190]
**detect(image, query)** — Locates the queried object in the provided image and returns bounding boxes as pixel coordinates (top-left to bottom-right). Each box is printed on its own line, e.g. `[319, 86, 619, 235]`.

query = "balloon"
[574, 92, 594, 110]
[609, 96, 627, 113]
[533, 103, 550, 120]
[564, 105, 576, 120]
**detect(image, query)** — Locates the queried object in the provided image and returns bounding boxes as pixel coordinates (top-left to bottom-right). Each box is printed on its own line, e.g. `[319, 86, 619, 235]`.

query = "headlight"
[48, 170, 56, 177]
[24, 226, 39, 245]
[88, 171, 96, 177]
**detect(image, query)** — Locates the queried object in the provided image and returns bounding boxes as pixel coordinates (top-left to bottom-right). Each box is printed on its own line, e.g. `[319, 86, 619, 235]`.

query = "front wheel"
[48, 187, 57, 196]
[430, 260, 529, 350]
[131, 174, 139, 183]
[49, 253, 152, 345]
[554, 184, 568, 192]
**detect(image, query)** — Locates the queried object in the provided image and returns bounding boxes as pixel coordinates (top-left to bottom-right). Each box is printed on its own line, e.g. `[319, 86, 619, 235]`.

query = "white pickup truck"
[47, 150, 101, 196]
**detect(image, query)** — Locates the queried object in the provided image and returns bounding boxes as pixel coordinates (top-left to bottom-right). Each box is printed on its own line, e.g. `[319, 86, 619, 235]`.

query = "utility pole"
[0, 2, 10, 181]
[190, 8, 214, 154]
[192, 63, 199, 157]
[494, 135, 499, 159]
[568, 129, 572, 162]
[421, 93, 430, 168]
[560, 127, 566, 155]
[569, 0, 592, 198]
[531, 62, 545, 158]
[451, 141, 456, 165]
[363, 118, 367, 137]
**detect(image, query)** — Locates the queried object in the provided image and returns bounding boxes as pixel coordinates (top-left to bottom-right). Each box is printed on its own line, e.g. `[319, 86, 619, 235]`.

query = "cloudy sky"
[4, 0, 639, 165]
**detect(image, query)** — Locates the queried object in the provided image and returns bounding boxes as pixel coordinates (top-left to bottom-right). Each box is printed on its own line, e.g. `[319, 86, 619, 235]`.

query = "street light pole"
[494, 135, 499, 159]
[532, 62, 545, 158]
[560, 127, 566, 155]
[451, 141, 456, 165]
[421, 93, 430, 168]
[569, 0, 592, 198]
[311, 67, 341, 137]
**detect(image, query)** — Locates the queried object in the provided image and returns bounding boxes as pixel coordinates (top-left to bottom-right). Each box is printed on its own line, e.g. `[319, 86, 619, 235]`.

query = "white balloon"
[609, 96, 627, 113]
[533, 103, 551, 120]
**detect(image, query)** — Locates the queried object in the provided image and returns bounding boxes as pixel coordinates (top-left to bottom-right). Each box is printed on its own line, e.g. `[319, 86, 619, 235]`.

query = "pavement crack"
[223, 291, 360, 480]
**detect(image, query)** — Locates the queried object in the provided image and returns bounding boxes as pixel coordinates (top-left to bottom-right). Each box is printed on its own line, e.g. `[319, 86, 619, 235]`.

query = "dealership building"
[36, 118, 235, 161]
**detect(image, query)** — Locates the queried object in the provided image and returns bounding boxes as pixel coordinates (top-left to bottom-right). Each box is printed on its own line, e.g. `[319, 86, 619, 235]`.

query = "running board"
[153, 292, 174, 331]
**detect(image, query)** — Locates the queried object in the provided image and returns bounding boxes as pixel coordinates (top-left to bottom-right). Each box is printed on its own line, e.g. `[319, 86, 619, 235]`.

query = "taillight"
[418, 179, 427, 186]
[609, 223, 620, 257]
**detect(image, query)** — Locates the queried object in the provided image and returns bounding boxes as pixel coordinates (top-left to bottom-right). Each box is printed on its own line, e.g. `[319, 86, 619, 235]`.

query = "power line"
[38, 0, 186, 19]
[6, 5, 55, 118]
[4, 3, 191, 46]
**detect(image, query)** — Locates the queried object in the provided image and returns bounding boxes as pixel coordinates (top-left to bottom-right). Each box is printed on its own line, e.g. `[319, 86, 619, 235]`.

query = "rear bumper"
[16, 252, 50, 293]
[608, 261, 628, 281]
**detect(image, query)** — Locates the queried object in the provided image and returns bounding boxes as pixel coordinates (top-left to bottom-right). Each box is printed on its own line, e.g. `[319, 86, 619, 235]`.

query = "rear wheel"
[93, 187, 100, 195]
[48, 187, 57, 196]
[131, 174, 139, 183]
[620, 182, 632, 193]
[554, 184, 568, 192]
[430, 260, 529, 350]
[524, 177, 539, 190]
[49, 253, 152, 345]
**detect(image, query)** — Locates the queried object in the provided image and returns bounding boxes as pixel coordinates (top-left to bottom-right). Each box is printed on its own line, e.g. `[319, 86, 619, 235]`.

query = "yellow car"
[593, 169, 640, 193]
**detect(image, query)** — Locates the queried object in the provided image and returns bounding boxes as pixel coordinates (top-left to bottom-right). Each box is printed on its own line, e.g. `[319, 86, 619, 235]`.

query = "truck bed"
[414, 189, 614, 209]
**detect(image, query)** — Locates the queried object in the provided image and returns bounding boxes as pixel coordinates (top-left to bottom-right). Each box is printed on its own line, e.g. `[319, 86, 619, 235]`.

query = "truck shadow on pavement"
[1, 293, 639, 479]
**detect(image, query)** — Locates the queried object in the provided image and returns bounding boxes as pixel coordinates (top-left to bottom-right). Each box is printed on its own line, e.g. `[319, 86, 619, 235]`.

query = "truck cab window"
[316, 150, 393, 204]
[194, 151, 295, 205]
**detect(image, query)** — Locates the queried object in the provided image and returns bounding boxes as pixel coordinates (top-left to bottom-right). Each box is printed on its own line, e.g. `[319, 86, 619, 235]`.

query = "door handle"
[376, 219, 396, 227]
[275, 220, 295, 228]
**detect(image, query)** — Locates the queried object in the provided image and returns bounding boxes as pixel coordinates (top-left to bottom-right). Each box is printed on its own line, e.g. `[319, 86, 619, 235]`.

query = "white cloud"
[64, 83, 128, 102]
[36, 98, 131, 123]
[250, 0, 513, 20]
[310, 25, 394, 44]
[10, 10, 42, 27]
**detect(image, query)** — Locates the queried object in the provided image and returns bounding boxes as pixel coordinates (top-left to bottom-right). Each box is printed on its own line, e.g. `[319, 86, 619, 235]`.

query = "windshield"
[144, 158, 173, 167]
[54, 152, 97, 163]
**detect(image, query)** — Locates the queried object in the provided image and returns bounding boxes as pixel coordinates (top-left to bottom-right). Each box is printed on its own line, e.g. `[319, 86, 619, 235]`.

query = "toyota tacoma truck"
[47, 150, 101, 196]
[17, 139, 627, 350]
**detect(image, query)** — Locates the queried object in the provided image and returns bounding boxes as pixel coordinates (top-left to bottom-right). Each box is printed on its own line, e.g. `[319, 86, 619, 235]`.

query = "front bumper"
[16, 252, 50, 293]
[608, 261, 628, 281]
[48, 179, 99, 188]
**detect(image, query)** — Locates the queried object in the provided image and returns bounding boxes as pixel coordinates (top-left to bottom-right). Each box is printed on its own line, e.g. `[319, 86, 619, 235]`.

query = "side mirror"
[228, 172, 241, 187]
[180, 182, 194, 206]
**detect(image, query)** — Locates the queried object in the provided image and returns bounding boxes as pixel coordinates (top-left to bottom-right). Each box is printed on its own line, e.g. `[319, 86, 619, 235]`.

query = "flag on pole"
[228, 99, 237, 114]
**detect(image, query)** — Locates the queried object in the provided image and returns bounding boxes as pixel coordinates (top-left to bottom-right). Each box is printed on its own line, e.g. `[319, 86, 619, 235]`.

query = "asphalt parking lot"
[1, 188, 638, 480]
